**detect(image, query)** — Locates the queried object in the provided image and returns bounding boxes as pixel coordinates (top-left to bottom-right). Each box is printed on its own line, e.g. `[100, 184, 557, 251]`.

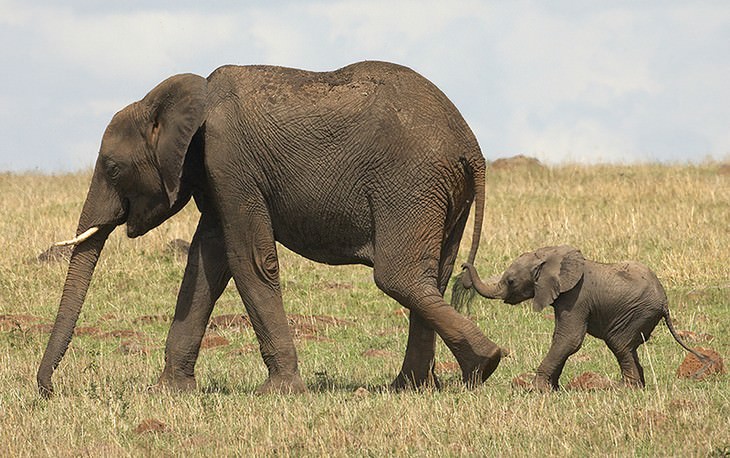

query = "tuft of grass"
[0, 163, 728, 456]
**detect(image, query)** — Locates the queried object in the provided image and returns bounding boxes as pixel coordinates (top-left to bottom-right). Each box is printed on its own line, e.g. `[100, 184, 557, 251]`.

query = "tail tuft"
[451, 270, 476, 314]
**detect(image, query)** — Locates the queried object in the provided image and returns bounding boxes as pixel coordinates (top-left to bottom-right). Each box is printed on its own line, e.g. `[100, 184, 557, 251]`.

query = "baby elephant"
[457, 245, 708, 391]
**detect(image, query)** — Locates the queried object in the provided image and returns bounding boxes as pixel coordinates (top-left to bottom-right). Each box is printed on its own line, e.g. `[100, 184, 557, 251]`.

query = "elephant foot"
[155, 369, 197, 392]
[621, 378, 645, 389]
[255, 373, 307, 395]
[531, 374, 557, 393]
[390, 370, 441, 392]
[460, 346, 502, 388]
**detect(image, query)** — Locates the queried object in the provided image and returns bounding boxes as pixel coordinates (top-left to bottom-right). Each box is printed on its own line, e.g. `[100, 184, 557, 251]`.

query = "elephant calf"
[456, 245, 709, 391]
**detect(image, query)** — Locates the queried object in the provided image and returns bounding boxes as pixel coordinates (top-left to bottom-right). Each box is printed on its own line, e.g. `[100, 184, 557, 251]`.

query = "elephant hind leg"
[607, 340, 645, 388]
[374, 258, 500, 388]
[389, 208, 471, 391]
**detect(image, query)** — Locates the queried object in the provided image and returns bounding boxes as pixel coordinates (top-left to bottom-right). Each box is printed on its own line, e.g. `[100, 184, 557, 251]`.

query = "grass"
[0, 163, 728, 456]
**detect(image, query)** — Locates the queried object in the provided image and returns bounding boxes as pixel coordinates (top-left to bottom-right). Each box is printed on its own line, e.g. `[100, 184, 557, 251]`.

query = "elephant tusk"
[54, 227, 100, 247]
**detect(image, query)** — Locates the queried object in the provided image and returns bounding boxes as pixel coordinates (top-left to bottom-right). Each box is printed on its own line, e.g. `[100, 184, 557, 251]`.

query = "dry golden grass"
[0, 163, 728, 456]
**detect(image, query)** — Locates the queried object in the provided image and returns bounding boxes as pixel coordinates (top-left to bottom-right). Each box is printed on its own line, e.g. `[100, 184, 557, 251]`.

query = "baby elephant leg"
[607, 340, 645, 387]
[534, 317, 587, 391]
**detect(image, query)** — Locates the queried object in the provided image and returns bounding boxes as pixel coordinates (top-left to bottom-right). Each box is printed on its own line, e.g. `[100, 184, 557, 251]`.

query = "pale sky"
[1, 1, 729, 172]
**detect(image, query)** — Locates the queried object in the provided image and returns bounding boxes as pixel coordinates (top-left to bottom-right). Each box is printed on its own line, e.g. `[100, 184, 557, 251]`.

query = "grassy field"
[0, 162, 728, 456]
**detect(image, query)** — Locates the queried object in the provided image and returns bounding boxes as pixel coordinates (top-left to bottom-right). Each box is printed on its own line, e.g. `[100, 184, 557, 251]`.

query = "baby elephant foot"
[532, 374, 557, 393]
[256, 373, 308, 395]
[621, 377, 645, 389]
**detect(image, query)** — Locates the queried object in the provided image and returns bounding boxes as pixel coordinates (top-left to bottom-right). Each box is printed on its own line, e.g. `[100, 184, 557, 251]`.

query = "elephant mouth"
[503, 294, 527, 305]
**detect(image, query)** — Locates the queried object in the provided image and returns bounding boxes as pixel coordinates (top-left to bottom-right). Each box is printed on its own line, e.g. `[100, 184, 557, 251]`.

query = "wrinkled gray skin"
[459, 245, 706, 391]
[37, 61, 502, 397]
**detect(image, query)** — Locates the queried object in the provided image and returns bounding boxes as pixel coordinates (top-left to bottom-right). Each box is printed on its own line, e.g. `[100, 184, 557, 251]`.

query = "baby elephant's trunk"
[451, 264, 503, 313]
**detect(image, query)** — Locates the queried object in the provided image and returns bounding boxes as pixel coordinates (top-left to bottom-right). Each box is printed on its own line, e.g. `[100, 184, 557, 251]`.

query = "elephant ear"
[142, 73, 208, 207]
[532, 245, 585, 312]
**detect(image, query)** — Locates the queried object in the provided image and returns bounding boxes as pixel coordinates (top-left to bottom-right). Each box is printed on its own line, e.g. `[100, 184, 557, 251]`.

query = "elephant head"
[465, 245, 585, 312]
[37, 74, 208, 396]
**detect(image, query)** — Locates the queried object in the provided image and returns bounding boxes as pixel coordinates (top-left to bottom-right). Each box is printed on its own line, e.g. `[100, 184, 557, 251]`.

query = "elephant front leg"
[391, 311, 440, 391]
[157, 213, 231, 391]
[222, 210, 306, 394]
[533, 318, 587, 391]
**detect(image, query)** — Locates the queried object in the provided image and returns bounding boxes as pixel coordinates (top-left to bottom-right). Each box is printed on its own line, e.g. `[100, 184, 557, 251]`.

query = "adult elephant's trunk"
[37, 227, 112, 396]
[37, 165, 125, 397]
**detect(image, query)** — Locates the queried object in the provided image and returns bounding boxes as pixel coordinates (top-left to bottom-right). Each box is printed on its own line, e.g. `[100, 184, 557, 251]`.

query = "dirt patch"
[228, 343, 259, 356]
[718, 164, 730, 175]
[290, 314, 350, 327]
[490, 155, 545, 171]
[566, 371, 616, 391]
[166, 239, 191, 257]
[572, 353, 592, 363]
[26, 323, 54, 334]
[208, 314, 250, 330]
[296, 333, 334, 342]
[435, 361, 460, 373]
[36, 244, 73, 263]
[206, 313, 350, 341]
[636, 409, 668, 432]
[134, 418, 168, 434]
[676, 347, 724, 380]
[361, 349, 396, 358]
[119, 340, 153, 355]
[102, 329, 142, 339]
[676, 329, 715, 342]
[74, 326, 101, 337]
[511, 372, 535, 389]
[0, 314, 43, 331]
[353, 386, 370, 397]
[200, 334, 230, 349]
[322, 281, 354, 290]
[132, 315, 170, 325]
[668, 398, 697, 411]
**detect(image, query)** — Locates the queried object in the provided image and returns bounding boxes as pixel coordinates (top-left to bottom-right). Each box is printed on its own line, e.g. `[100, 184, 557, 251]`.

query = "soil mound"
[565, 371, 615, 391]
[676, 347, 724, 380]
[490, 155, 545, 171]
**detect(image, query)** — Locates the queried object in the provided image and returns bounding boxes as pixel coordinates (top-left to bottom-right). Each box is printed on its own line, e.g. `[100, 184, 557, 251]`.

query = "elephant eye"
[104, 158, 121, 182]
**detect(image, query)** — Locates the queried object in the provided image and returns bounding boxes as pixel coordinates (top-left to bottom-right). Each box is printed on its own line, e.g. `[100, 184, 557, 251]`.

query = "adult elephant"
[38, 61, 501, 396]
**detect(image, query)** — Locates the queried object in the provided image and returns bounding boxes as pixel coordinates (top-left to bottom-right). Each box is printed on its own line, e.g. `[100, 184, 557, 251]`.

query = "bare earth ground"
[0, 163, 728, 456]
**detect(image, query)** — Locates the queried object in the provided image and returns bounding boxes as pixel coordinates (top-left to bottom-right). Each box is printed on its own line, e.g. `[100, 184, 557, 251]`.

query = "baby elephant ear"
[532, 245, 585, 312]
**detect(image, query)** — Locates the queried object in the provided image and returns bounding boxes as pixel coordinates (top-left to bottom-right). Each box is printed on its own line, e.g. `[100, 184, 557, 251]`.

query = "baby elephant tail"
[663, 307, 714, 379]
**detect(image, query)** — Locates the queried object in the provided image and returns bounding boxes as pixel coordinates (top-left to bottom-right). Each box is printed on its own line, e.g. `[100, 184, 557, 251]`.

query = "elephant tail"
[662, 306, 714, 378]
[451, 155, 485, 313]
